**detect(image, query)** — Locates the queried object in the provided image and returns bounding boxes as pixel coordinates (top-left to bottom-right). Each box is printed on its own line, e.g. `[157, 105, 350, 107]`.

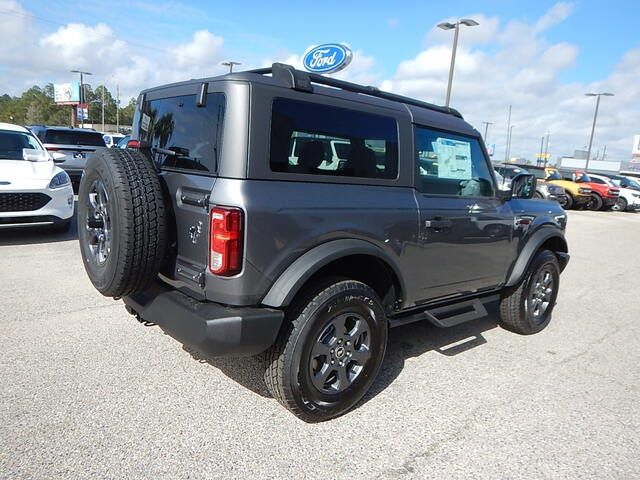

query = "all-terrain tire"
[264, 278, 388, 422]
[499, 249, 560, 335]
[78, 148, 167, 298]
[612, 197, 627, 212]
[564, 194, 574, 209]
[586, 193, 603, 211]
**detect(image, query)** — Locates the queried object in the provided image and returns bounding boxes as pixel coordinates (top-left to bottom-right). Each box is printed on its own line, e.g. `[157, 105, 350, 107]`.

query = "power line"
[0, 7, 169, 55]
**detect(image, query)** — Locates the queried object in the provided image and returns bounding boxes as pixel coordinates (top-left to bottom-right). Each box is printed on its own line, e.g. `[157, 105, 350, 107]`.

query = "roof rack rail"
[247, 63, 463, 119]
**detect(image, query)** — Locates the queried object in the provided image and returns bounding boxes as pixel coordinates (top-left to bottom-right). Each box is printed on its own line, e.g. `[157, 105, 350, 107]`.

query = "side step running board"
[389, 295, 498, 329]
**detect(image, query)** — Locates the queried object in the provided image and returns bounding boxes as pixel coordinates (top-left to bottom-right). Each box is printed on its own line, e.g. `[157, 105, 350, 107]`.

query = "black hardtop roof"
[140, 63, 478, 137]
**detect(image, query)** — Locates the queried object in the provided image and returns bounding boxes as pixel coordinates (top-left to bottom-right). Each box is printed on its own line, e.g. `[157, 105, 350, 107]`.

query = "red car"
[567, 170, 620, 210]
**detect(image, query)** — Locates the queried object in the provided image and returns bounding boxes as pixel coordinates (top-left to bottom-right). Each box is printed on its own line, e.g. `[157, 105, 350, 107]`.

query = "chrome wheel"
[85, 179, 111, 265]
[528, 266, 555, 323]
[309, 312, 372, 394]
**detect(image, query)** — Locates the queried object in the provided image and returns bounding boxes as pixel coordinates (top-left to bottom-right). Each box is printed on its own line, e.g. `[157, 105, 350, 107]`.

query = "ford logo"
[302, 43, 353, 74]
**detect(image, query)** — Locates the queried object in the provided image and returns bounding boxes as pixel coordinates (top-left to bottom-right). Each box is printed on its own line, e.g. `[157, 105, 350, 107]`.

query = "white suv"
[589, 173, 640, 212]
[0, 123, 74, 231]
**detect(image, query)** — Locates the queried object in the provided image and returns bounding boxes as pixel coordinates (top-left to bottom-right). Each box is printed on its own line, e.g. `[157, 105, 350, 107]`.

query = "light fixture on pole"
[71, 70, 92, 128]
[437, 18, 479, 107]
[221, 61, 241, 73]
[584, 92, 614, 171]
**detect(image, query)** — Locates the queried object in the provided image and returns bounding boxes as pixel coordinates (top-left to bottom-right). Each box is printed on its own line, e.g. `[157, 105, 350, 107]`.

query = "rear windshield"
[44, 130, 106, 147]
[139, 93, 225, 174]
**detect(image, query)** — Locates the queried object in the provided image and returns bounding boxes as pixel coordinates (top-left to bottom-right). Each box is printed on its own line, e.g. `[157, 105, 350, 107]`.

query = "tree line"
[0, 84, 136, 130]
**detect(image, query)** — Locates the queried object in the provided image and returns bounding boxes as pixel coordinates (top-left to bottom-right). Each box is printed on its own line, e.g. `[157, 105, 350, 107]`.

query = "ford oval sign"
[302, 44, 353, 74]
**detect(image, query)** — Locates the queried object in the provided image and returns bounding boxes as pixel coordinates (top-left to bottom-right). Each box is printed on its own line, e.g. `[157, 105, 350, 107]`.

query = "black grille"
[0, 193, 51, 212]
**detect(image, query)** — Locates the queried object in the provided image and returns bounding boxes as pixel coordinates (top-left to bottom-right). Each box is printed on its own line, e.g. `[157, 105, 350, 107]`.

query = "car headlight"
[49, 171, 71, 189]
[632, 193, 640, 199]
[578, 187, 591, 194]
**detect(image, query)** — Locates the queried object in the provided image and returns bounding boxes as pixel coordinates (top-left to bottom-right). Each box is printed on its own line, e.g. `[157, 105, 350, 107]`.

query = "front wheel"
[586, 193, 603, 211]
[499, 249, 560, 335]
[612, 197, 627, 212]
[264, 278, 388, 422]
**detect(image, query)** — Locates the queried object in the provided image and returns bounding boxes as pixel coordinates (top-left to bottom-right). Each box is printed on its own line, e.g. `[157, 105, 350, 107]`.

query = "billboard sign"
[76, 104, 88, 121]
[302, 43, 353, 74]
[54, 82, 80, 104]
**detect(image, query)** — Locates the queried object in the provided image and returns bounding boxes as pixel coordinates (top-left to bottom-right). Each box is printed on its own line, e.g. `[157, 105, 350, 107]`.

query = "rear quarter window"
[270, 97, 399, 180]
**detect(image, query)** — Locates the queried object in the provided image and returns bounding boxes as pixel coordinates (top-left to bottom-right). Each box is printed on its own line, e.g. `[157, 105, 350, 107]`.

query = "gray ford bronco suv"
[78, 63, 569, 422]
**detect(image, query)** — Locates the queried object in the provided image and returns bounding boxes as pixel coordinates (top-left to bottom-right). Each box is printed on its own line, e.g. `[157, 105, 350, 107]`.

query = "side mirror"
[511, 173, 537, 199]
[22, 148, 48, 162]
[51, 152, 66, 163]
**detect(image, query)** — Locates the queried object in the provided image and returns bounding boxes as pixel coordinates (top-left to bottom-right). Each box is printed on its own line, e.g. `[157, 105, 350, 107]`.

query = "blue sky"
[1, 0, 639, 161]
[19, 0, 639, 83]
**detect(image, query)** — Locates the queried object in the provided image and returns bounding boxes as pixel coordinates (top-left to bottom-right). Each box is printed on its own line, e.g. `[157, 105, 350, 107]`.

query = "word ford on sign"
[302, 44, 353, 74]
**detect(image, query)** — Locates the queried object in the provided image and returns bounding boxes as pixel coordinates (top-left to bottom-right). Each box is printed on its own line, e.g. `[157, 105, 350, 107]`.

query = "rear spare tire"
[78, 148, 167, 298]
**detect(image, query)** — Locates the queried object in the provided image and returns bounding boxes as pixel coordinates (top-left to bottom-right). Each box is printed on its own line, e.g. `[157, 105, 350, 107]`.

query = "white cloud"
[380, 2, 636, 162]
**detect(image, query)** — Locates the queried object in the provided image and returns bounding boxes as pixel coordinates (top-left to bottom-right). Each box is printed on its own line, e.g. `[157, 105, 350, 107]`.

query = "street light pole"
[101, 86, 105, 132]
[437, 18, 479, 107]
[116, 84, 120, 133]
[504, 104, 512, 162]
[584, 92, 614, 171]
[506, 125, 515, 161]
[481, 121, 493, 143]
[544, 132, 550, 167]
[71, 70, 92, 128]
[221, 61, 241, 73]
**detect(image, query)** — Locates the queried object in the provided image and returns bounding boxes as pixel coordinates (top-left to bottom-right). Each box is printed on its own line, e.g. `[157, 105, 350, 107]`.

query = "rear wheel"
[264, 278, 388, 422]
[586, 193, 603, 211]
[499, 249, 560, 335]
[612, 197, 627, 212]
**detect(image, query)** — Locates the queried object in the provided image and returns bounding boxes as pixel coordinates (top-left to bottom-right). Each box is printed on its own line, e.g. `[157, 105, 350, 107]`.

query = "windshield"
[44, 130, 106, 147]
[574, 172, 591, 183]
[546, 169, 562, 181]
[0, 130, 43, 160]
[621, 177, 640, 190]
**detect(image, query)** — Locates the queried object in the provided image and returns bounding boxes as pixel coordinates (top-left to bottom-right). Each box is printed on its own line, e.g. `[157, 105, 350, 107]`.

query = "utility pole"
[101, 86, 105, 132]
[544, 132, 550, 167]
[116, 84, 120, 133]
[504, 104, 512, 163]
[585, 92, 614, 171]
[539, 135, 545, 166]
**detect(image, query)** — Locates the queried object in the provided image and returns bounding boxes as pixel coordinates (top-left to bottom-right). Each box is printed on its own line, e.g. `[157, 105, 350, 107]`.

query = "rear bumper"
[123, 282, 284, 357]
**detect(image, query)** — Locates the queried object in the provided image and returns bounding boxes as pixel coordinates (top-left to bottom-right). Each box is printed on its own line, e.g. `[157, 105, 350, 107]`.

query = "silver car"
[28, 126, 106, 190]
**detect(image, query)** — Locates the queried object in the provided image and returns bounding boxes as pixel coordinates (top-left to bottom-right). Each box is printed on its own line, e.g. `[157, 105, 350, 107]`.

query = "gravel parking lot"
[1, 209, 638, 479]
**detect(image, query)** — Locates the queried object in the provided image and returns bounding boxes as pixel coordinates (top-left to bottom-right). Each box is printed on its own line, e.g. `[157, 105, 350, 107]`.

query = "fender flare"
[261, 239, 406, 308]
[505, 227, 568, 287]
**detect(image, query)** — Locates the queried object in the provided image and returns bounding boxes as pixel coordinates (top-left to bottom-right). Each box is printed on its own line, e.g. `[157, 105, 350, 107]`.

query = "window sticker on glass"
[435, 138, 472, 180]
[141, 113, 151, 132]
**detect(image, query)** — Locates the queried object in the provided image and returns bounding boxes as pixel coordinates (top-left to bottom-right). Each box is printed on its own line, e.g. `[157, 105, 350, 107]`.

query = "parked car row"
[494, 163, 640, 212]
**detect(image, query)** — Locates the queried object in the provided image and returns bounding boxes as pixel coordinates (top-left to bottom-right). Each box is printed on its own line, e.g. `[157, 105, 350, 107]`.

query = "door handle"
[425, 218, 453, 229]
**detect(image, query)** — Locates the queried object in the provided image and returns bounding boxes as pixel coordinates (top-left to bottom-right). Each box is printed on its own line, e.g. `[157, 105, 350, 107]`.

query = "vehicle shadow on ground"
[184, 301, 500, 403]
[0, 203, 78, 246]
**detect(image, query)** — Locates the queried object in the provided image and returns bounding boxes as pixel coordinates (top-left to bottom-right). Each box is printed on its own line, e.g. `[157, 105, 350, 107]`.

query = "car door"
[413, 125, 513, 302]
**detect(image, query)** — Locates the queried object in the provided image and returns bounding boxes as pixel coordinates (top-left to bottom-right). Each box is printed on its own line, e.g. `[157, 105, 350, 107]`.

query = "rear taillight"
[126, 139, 140, 149]
[209, 207, 243, 276]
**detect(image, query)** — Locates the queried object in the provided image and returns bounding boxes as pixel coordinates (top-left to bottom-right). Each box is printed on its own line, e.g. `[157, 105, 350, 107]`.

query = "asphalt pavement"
[1, 210, 638, 479]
